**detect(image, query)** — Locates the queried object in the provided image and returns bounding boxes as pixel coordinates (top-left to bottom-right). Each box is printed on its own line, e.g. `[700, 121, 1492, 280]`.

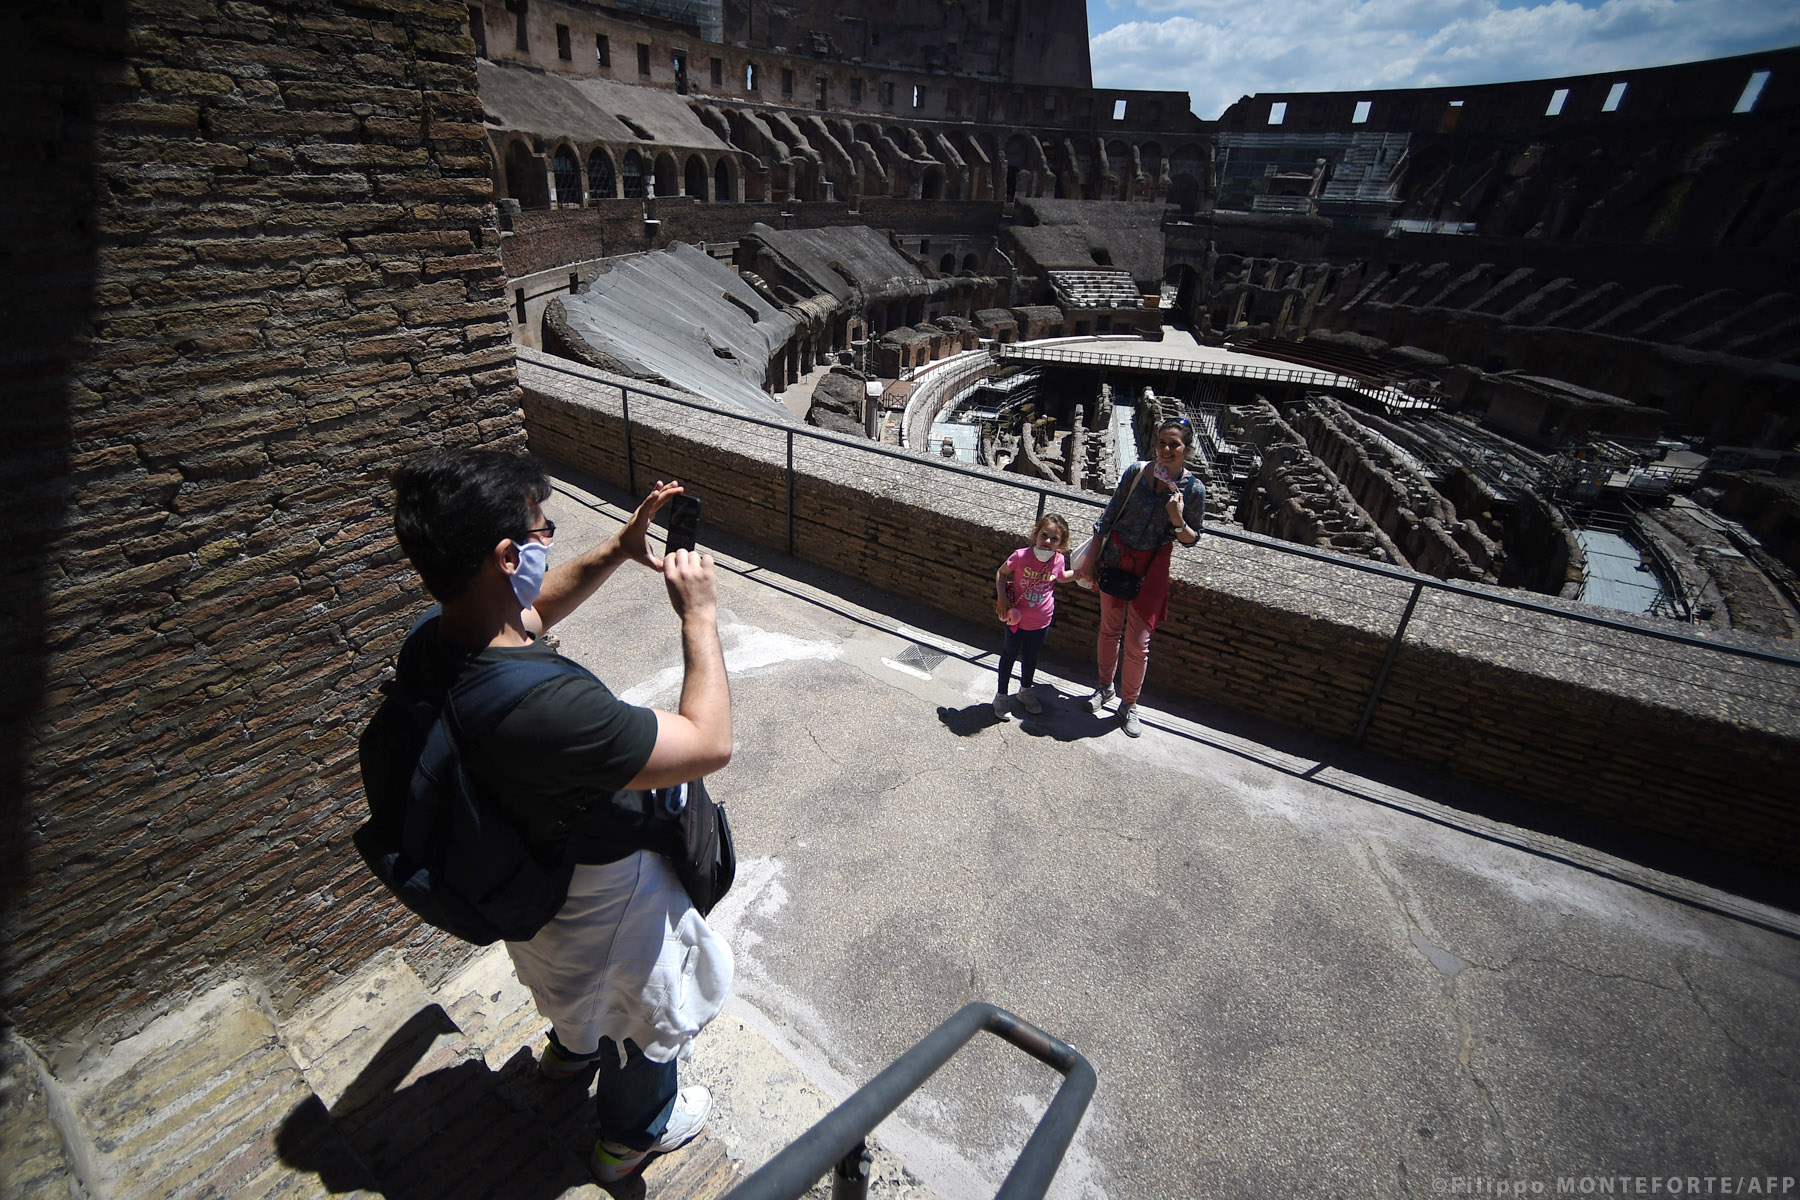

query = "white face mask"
[1032, 546, 1055, 562]
[510, 540, 550, 608]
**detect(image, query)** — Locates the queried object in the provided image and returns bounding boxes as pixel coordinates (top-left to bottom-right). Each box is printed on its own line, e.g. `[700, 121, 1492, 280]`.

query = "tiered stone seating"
[1048, 268, 1141, 310]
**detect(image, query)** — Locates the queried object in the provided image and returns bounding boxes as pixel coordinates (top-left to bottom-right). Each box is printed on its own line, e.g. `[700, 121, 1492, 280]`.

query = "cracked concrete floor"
[540, 465, 1800, 1199]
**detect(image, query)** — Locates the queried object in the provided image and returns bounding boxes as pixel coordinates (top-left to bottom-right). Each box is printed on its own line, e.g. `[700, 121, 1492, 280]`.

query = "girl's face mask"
[510, 540, 550, 608]
[1032, 546, 1055, 562]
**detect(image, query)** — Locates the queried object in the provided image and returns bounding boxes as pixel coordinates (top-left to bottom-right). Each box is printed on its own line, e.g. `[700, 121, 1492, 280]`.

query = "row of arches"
[698, 103, 1213, 211]
[494, 117, 1210, 213]
[499, 133, 742, 208]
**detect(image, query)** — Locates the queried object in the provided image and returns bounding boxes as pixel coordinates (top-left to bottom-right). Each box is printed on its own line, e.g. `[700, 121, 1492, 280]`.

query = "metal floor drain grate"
[893, 642, 948, 674]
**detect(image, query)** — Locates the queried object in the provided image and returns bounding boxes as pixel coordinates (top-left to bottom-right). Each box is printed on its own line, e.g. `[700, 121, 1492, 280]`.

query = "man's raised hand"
[621, 478, 684, 571]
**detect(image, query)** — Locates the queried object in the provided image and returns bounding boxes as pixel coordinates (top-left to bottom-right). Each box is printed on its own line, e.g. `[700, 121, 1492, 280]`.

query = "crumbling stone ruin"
[1236, 398, 1407, 564]
[483, 6, 1798, 631]
[805, 368, 871, 436]
[1286, 394, 1502, 582]
[10, 6, 1800, 1197]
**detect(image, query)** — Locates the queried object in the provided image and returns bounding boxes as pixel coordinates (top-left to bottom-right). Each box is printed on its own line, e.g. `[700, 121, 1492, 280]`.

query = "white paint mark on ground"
[619, 622, 842, 706]
[703, 856, 1020, 1197]
[1006, 1091, 1110, 1200]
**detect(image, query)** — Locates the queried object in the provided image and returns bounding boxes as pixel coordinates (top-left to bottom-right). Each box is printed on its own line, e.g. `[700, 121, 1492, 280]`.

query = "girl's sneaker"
[1017, 686, 1044, 715]
[993, 691, 1012, 719]
[589, 1086, 713, 1182]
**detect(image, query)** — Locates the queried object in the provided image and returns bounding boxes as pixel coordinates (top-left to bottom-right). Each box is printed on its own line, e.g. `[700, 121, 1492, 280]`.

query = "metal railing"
[996, 341, 1350, 386]
[721, 1003, 1095, 1200]
[522, 353, 1800, 744]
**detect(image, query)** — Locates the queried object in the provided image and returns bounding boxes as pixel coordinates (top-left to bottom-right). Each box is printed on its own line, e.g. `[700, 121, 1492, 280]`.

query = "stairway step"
[58, 981, 372, 1200]
[640, 1133, 740, 1199]
[10, 945, 934, 1200]
[0, 1036, 83, 1199]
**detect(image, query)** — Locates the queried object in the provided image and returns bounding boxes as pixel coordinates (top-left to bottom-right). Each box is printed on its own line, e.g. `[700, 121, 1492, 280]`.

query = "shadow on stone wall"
[0, 3, 114, 1023]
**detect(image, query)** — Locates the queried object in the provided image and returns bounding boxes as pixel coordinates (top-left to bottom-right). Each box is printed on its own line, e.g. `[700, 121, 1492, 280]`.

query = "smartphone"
[666, 495, 702, 553]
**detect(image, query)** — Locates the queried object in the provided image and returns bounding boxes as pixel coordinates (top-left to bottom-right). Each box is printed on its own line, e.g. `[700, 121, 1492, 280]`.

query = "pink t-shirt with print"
[1005, 548, 1066, 631]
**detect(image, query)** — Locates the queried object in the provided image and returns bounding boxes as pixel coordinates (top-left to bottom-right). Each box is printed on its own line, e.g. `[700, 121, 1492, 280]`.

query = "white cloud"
[1089, 0, 1800, 119]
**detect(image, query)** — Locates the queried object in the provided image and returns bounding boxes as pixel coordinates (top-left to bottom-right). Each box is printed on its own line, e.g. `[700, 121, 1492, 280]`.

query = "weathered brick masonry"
[4, 2, 519, 1051]
[500, 198, 1008, 278]
[518, 350, 1800, 875]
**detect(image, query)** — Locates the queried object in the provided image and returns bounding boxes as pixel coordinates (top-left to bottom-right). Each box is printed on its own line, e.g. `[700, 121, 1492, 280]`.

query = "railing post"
[1036, 489, 1047, 523]
[1353, 580, 1424, 747]
[830, 1141, 871, 1200]
[786, 430, 796, 556]
[621, 385, 637, 495]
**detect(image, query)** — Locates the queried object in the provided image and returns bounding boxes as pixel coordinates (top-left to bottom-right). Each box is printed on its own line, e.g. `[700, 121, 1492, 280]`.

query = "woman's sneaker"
[590, 1086, 713, 1182]
[1118, 704, 1142, 738]
[1084, 685, 1114, 714]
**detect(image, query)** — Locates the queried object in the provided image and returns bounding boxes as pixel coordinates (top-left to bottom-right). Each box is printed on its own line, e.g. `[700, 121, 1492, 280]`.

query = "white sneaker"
[1119, 704, 1142, 738]
[1084, 685, 1114, 714]
[590, 1086, 712, 1182]
[993, 691, 1012, 719]
[1017, 686, 1044, 715]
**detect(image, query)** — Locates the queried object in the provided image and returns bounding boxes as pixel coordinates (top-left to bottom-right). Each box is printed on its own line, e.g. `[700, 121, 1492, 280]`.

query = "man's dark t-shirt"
[401, 616, 661, 863]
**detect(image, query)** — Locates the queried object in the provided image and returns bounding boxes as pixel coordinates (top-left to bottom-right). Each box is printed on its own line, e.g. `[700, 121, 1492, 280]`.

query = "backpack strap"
[444, 657, 591, 746]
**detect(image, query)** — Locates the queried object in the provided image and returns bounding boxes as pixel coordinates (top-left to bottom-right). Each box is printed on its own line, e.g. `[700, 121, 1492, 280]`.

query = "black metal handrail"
[522, 351, 1800, 674]
[720, 1003, 1096, 1200]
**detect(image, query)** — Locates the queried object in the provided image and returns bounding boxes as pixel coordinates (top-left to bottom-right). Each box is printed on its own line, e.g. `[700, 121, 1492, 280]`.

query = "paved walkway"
[540, 464, 1799, 1199]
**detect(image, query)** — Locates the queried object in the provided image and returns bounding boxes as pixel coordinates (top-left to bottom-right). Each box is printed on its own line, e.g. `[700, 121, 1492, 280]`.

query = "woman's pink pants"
[1096, 593, 1155, 705]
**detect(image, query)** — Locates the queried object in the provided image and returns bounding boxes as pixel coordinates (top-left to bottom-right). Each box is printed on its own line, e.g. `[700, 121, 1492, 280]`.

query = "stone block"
[138, 67, 236, 94]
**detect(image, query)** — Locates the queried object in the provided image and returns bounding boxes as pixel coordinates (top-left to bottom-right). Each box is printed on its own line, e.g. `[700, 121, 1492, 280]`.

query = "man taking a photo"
[388, 447, 731, 1183]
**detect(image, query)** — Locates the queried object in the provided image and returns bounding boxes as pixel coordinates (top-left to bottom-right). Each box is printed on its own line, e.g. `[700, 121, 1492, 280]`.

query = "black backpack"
[354, 614, 738, 942]
[354, 617, 586, 946]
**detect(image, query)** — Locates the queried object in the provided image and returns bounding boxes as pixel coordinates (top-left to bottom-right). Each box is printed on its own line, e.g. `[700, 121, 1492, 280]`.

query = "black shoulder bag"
[1097, 463, 1149, 601]
[657, 778, 737, 916]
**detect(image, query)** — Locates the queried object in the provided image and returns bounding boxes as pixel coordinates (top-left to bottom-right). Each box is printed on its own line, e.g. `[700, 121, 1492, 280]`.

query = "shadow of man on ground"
[275, 1004, 635, 1199]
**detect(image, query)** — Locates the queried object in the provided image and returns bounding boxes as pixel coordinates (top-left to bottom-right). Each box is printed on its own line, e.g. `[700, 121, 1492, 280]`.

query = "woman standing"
[1078, 417, 1206, 737]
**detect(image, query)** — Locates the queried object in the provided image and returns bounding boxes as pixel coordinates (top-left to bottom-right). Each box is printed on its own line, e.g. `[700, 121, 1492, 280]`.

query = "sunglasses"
[522, 519, 556, 539]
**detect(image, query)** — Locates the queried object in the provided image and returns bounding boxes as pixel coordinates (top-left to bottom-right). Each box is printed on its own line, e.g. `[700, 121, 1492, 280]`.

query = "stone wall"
[1236, 401, 1405, 564]
[1287, 395, 1499, 581]
[4, 1, 518, 1051]
[519, 351, 1800, 877]
[498, 198, 1011, 281]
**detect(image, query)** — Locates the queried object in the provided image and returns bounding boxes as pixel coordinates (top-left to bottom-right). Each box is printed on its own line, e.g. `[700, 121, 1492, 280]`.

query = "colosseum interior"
[3, 1, 1798, 1197]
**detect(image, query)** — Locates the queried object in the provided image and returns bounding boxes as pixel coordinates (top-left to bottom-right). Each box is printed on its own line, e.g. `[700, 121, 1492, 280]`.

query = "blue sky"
[1086, 0, 1800, 119]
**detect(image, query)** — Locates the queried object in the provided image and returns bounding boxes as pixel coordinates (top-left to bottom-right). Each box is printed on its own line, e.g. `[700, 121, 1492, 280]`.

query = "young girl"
[993, 512, 1078, 719]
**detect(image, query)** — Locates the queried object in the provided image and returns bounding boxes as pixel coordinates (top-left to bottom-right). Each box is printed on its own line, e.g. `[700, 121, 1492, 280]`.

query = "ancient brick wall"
[498, 198, 1010, 280]
[519, 351, 1800, 876]
[1287, 396, 1496, 581]
[3, 2, 519, 1051]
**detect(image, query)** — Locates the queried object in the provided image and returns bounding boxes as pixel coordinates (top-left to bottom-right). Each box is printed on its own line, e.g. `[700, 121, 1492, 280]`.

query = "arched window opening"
[622, 150, 646, 199]
[714, 159, 734, 202]
[684, 155, 707, 199]
[552, 146, 581, 206]
[504, 140, 548, 210]
[588, 149, 615, 199]
[653, 153, 679, 197]
[939, 253, 956, 273]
